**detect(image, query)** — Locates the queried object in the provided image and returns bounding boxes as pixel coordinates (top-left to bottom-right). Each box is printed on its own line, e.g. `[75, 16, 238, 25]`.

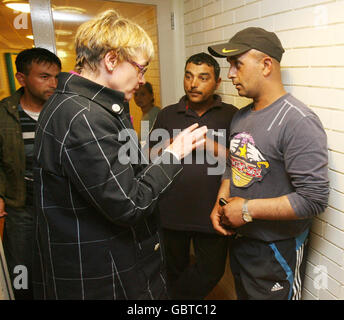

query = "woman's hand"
[166, 123, 208, 160]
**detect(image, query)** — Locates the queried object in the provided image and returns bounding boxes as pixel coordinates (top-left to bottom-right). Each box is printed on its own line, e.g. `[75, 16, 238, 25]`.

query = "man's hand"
[0, 197, 7, 218]
[166, 123, 208, 160]
[219, 197, 247, 228]
[210, 202, 236, 236]
[210, 179, 234, 236]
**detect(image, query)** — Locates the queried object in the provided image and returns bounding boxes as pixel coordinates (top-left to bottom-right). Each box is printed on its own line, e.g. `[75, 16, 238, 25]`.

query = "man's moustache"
[188, 91, 202, 94]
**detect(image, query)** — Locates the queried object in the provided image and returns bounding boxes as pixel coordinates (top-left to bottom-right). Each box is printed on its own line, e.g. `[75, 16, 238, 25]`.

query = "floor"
[186, 251, 237, 300]
[205, 255, 237, 300]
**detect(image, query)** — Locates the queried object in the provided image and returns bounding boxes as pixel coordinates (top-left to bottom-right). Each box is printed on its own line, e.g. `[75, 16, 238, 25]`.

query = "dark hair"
[142, 81, 153, 95]
[15, 47, 62, 75]
[185, 52, 220, 81]
[141, 81, 154, 103]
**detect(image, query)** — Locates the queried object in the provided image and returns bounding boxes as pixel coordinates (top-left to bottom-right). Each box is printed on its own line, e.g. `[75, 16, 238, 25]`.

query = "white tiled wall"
[183, 0, 344, 299]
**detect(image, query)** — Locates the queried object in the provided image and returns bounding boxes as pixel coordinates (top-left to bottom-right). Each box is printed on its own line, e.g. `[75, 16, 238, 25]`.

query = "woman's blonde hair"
[74, 10, 154, 73]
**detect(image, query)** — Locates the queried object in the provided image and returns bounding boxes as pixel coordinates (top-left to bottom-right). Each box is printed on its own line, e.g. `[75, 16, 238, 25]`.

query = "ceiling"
[0, 0, 154, 51]
[0, 0, 33, 49]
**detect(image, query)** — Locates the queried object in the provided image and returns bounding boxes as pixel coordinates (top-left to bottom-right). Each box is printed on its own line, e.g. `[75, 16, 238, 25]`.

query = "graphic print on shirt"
[230, 132, 270, 188]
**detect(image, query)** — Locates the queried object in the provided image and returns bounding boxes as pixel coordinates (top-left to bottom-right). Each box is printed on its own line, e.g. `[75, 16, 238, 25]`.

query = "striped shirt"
[18, 104, 40, 206]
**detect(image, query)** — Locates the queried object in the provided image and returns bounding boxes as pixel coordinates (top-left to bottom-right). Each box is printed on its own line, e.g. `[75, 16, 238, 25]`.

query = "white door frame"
[29, 0, 185, 107]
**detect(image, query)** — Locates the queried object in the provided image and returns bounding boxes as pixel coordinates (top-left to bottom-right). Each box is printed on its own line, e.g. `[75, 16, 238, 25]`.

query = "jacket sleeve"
[284, 115, 329, 218]
[61, 111, 182, 226]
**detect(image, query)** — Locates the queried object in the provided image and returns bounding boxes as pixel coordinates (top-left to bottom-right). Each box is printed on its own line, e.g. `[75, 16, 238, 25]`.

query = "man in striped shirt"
[0, 48, 61, 299]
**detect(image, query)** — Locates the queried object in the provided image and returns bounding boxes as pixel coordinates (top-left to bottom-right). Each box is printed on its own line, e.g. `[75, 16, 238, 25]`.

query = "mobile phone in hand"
[219, 198, 228, 207]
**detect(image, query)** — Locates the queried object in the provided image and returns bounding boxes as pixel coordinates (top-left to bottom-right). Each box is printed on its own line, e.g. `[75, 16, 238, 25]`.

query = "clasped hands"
[210, 196, 246, 236]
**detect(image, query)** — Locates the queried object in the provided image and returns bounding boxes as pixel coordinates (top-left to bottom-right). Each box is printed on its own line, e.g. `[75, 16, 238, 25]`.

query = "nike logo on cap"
[222, 48, 239, 53]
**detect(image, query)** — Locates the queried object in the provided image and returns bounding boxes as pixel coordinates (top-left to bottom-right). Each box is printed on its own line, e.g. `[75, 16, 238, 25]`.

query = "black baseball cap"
[208, 27, 285, 62]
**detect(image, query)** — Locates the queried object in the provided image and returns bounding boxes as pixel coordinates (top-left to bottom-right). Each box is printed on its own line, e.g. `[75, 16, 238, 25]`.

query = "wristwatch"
[242, 199, 253, 223]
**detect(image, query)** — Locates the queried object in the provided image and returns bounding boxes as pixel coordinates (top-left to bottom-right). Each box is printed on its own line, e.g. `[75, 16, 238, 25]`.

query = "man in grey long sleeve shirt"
[208, 27, 329, 300]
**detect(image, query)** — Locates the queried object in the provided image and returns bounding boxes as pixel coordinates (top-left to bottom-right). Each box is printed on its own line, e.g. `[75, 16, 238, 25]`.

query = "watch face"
[242, 199, 252, 222]
[243, 213, 253, 222]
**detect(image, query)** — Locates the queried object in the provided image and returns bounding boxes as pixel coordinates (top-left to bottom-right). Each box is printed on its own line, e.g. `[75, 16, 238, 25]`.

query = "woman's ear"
[104, 51, 118, 72]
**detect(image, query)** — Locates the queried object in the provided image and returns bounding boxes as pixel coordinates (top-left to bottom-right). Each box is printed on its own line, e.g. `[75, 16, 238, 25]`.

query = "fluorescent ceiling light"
[56, 41, 68, 46]
[52, 11, 90, 23]
[55, 29, 73, 36]
[52, 6, 86, 14]
[5, 2, 30, 13]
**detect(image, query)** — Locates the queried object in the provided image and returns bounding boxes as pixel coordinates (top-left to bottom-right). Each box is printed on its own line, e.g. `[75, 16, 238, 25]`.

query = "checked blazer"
[33, 72, 182, 299]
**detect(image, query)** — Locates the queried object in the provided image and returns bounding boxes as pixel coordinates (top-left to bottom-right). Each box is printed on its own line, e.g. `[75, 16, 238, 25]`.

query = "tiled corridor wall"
[183, 0, 344, 299]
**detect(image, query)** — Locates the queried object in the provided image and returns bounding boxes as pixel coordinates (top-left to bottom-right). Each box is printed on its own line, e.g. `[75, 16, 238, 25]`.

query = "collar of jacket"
[3, 87, 24, 120]
[55, 72, 128, 115]
[176, 94, 223, 113]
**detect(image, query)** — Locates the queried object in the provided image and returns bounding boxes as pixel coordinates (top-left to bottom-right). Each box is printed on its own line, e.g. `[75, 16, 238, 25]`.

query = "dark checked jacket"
[33, 72, 182, 300]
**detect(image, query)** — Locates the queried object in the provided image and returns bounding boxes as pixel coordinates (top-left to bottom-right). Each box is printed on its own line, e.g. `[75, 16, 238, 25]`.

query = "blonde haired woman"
[33, 10, 206, 300]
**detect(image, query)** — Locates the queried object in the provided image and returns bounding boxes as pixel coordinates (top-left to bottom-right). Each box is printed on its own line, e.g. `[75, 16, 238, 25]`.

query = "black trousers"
[230, 230, 309, 300]
[3, 205, 34, 300]
[162, 228, 228, 300]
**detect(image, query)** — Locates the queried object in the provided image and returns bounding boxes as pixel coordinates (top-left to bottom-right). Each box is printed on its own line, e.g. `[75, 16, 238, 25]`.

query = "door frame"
[120, 0, 186, 107]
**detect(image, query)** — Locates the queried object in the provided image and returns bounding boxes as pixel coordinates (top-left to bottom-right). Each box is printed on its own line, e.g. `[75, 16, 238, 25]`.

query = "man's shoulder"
[0, 90, 22, 112]
[0, 91, 20, 104]
[284, 94, 310, 111]
[270, 94, 325, 138]
[219, 102, 239, 113]
[150, 105, 161, 115]
[231, 102, 251, 116]
[155, 102, 182, 121]
[282, 93, 319, 121]
[151, 101, 185, 131]
[159, 102, 181, 113]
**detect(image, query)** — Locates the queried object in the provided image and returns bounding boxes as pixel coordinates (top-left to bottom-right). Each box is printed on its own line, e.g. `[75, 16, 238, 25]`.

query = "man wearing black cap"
[208, 27, 329, 300]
